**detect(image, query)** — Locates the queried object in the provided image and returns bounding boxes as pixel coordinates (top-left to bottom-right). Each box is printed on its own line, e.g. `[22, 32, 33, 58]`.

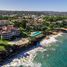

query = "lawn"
[0, 39, 8, 44]
[0, 46, 5, 51]
[0, 39, 13, 51]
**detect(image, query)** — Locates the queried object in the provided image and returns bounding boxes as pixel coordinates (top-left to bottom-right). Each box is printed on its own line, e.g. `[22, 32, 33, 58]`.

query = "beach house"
[0, 25, 20, 40]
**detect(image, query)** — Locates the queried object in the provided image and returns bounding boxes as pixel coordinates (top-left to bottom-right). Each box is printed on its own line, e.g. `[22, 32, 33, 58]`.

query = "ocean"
[33, 33, 67, 67]
[2, 33, 67, 67]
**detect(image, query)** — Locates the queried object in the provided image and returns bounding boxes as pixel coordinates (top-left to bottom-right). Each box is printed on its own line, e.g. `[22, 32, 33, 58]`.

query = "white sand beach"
[2, 32, 63, 67]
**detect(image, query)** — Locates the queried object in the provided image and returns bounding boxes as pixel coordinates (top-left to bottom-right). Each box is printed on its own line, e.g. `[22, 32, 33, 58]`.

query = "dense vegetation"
[0, 15, 67, 62]
[11, 15, 67, 37]
[43, 16, 67, 29]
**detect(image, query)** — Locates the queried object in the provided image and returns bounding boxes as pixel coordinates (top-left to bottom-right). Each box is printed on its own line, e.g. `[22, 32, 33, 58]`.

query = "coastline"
[2, 32, 63, 67]
[40, 32, 63, 47]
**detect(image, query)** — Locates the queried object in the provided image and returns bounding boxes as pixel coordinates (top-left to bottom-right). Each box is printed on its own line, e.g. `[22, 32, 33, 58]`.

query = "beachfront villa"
[0, 25, 20, 40]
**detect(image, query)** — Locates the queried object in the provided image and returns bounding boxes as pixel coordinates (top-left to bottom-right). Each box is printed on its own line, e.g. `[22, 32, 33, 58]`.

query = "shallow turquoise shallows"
[33, 33, 67, 67]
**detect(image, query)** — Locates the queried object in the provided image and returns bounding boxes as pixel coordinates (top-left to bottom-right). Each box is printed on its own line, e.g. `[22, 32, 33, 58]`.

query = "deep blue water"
[33, 33, 67, 67]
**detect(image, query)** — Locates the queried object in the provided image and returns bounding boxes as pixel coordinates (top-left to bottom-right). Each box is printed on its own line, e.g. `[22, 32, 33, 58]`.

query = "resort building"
[0, 25, 20, 40]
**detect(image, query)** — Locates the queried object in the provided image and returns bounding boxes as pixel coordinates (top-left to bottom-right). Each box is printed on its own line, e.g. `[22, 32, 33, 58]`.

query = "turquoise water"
[33, 33, 67, 67]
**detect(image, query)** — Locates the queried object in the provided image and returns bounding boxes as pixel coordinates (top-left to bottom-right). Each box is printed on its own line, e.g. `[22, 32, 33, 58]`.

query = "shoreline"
[40, 32, 63, 47]
[2, 32, 63, 67]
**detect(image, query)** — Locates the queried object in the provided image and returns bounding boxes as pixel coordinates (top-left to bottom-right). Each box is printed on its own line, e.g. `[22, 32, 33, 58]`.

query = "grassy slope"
[0, 40, 12, 51]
